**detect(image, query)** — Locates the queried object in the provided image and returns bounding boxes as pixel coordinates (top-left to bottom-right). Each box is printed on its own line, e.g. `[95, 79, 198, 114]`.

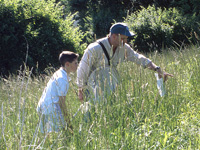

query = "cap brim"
[127, 31, 135, 37]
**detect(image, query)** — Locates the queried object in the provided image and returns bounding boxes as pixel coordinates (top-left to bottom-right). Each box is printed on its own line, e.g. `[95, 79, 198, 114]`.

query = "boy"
[37, 51, 79, 134]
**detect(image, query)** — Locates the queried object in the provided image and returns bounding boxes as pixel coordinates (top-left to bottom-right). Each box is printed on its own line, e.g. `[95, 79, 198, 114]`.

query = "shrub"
[171, 0, 200, 16]
[126, 6, 200, 52]
[0, 0, 86, 76]
[68, 0, 134, 39]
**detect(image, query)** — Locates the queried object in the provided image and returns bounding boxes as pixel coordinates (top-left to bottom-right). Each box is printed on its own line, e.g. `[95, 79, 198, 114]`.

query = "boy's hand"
[78, 88, 84, 103]
[68, 124, 73, 134]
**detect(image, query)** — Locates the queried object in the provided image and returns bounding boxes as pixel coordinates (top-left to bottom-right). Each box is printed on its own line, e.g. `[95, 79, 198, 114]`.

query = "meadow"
[0, 45, 200, 149]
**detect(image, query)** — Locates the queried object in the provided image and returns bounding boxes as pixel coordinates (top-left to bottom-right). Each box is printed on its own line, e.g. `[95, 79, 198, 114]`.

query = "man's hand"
[163, 71, 174, 82]
[157, 68, 173, 82]
[147, 62, 173, 82]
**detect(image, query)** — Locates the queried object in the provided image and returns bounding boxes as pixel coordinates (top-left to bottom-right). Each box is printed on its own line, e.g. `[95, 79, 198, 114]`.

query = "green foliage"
[171, 0, 200, 16]
[0, 45, 200, 149]
[126, 6, 200, 52]
[68, 0, 134, 39]
[66, 0, 200, 41]
[88, 0, 130, 38]
[129, 0, 173, 10]
[0, 0, 86, 76]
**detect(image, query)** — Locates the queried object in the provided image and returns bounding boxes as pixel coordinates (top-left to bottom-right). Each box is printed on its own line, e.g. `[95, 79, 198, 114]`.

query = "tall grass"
[0, 45, 200, 149]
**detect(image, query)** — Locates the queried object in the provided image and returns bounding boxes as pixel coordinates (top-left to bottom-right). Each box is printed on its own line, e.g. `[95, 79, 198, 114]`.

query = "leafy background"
[0, 0, 200, 76]
[0, 0, 200, 149]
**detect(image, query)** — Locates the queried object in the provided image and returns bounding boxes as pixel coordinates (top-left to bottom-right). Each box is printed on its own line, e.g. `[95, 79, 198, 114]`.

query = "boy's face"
[67, 58, 78, 73]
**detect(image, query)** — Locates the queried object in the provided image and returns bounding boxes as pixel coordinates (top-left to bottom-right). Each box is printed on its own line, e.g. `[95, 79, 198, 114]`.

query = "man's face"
[114, 34, 128, 46]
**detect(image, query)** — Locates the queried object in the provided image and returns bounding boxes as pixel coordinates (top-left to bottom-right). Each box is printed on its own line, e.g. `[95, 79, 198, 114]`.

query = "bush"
[126, 6, 200, 52]
[171, 0, 200, 16]
[0, 0, 86, 76]
[68, 0, 134, 39]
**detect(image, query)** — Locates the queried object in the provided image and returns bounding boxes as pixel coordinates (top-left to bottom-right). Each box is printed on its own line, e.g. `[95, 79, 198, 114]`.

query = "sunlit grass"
[0, 45, 200, 149]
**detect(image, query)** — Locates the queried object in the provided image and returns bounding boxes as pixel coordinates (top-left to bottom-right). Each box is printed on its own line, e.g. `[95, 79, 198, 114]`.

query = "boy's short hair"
[59, 51, 79, 67]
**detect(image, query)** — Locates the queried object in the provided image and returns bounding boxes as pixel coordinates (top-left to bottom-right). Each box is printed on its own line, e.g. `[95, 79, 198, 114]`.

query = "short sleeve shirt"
[37, 68, 70, 113]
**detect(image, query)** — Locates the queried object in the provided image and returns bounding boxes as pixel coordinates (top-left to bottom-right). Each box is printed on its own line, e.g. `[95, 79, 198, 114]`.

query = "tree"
[68, 0, 134, 38]
[0, 0, 85, 76]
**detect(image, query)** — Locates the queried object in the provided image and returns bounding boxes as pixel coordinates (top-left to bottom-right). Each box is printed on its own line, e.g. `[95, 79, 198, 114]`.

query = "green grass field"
[0, 45, 200, 149]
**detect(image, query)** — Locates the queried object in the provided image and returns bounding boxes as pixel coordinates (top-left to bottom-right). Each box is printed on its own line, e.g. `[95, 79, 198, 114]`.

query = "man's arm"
[125, 45, 173, 81]
[77, 53, 90, 103]
[77, 45, 99, 102]
[146, 62, 173, 82]
[77, 49, 92, 103]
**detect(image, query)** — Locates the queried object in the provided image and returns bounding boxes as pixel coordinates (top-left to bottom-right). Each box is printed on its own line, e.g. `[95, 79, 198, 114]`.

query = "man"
[77, 22, 173, 103]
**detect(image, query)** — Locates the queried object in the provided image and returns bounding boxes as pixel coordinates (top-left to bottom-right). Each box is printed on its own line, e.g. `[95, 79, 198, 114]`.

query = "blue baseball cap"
[110, 23, 135, 37]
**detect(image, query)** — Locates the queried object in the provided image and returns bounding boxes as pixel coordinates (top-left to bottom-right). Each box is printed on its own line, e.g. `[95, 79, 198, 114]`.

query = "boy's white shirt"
[37, 67, 70, 114]
[77, 37, 152, 88]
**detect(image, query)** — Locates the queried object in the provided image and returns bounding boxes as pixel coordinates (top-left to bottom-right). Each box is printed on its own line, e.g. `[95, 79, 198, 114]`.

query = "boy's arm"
[58, 96, 71, 125]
